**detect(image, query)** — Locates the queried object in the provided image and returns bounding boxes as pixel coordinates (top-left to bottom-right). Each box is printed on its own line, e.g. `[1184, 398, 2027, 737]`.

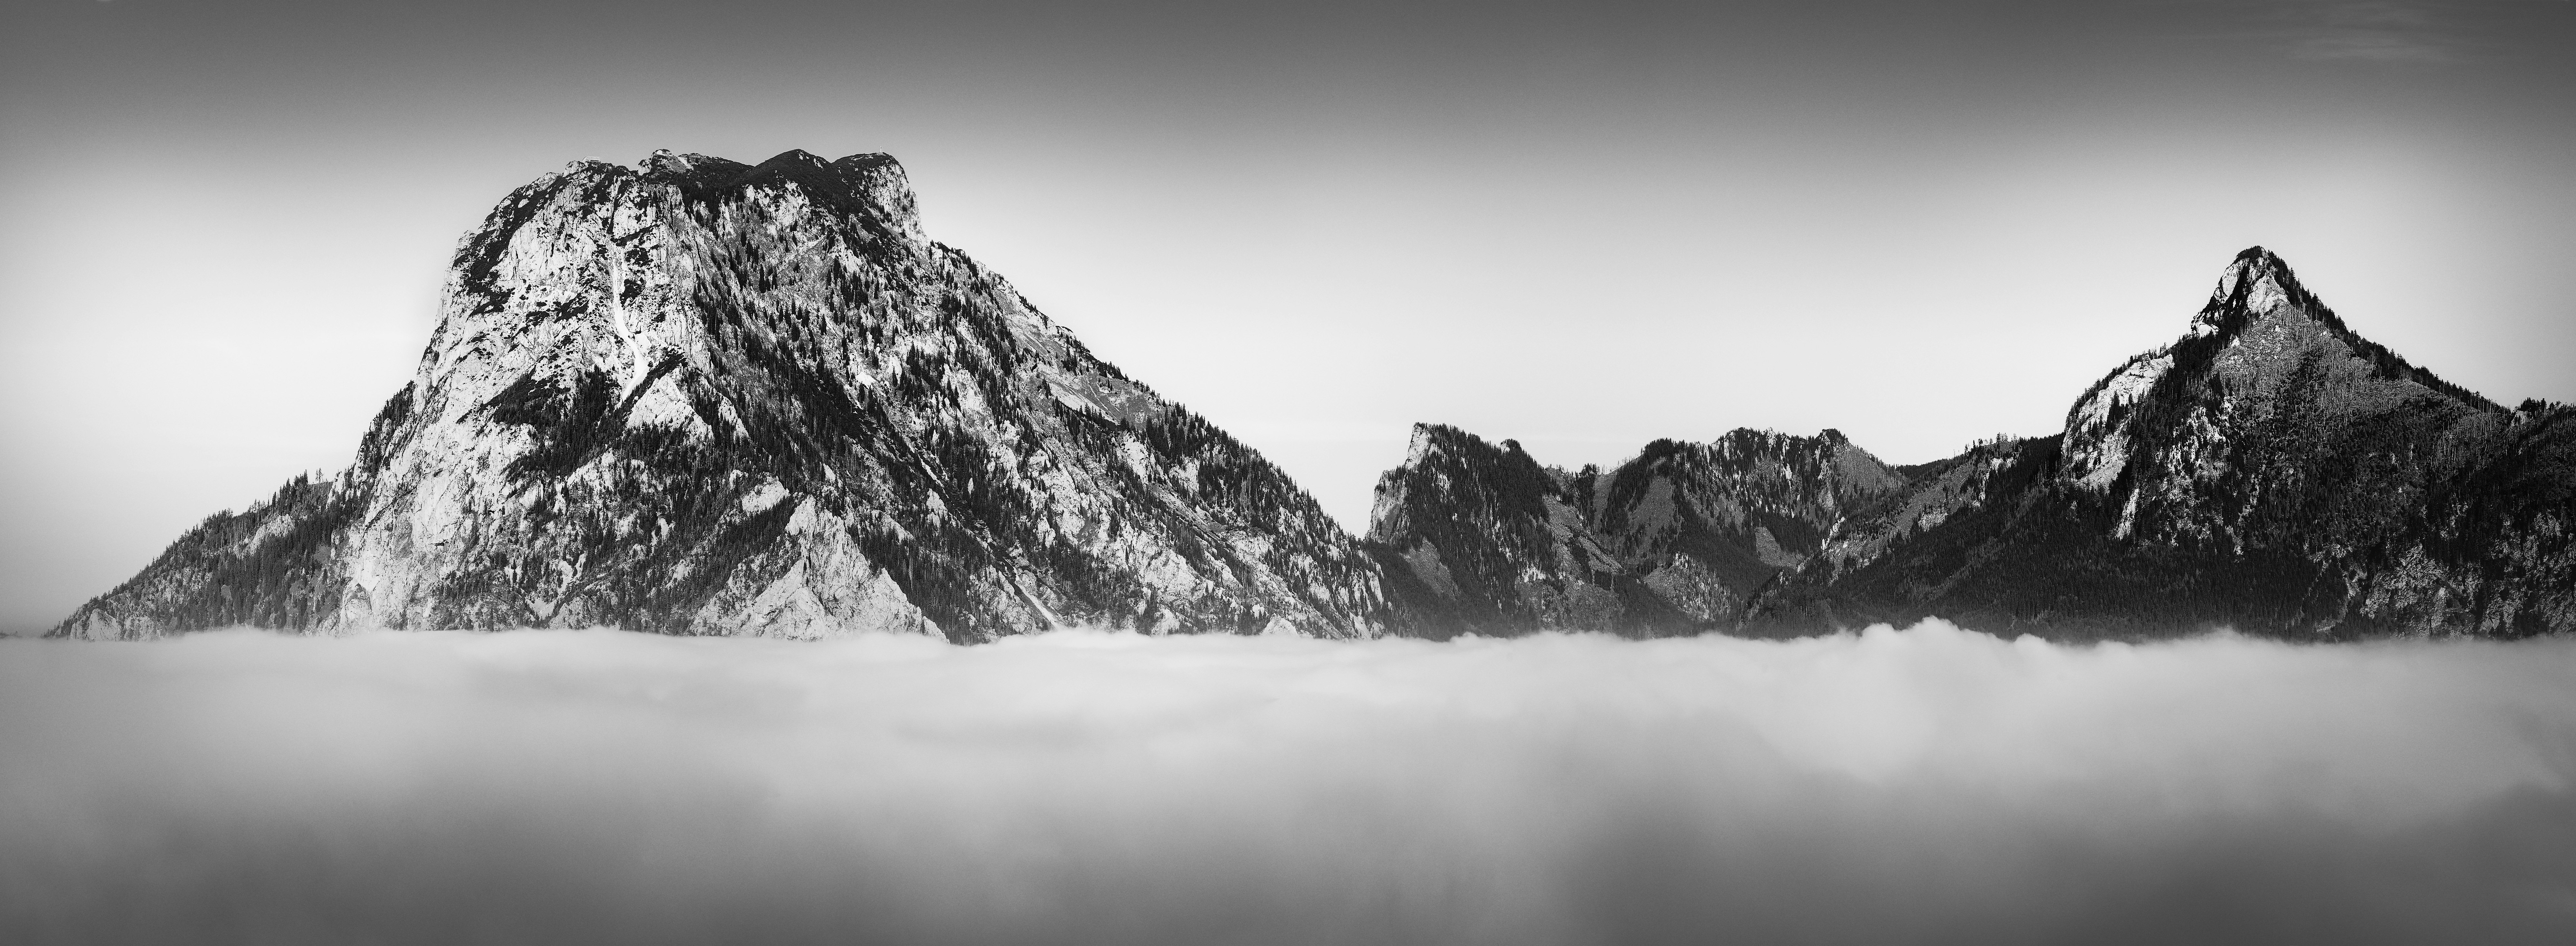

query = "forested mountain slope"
[1747, 249, 2575, 639]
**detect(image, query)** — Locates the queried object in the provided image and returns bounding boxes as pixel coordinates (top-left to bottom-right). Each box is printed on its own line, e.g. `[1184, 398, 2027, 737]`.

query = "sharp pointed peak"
[2176, 247, 2502, 411]
[2222, 245, 2305, 289]
[2216, 245, 2308, 301]
[2232, 244, 2286, 266]
[2197, 245, 2324, 333]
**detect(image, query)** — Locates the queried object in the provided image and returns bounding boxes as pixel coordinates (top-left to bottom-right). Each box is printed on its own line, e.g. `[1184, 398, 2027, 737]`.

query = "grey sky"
[4, 0, 2573, 632]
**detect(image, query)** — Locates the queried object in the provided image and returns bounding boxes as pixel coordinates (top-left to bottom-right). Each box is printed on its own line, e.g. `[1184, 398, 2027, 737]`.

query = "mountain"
[52, 165, 2568, 646]
[1375, 248, 2571, 640]
[56, 150, 1387, 641]
[1746, 248, 2575, 639]
[1363, 424, 1905, 638]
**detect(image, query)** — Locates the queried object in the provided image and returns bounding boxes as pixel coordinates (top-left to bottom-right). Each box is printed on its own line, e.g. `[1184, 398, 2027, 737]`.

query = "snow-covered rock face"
[58, 150, 1387, 641]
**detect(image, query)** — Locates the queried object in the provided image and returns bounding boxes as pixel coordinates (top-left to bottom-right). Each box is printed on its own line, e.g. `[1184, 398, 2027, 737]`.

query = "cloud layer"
[5, 622, 2574, 944]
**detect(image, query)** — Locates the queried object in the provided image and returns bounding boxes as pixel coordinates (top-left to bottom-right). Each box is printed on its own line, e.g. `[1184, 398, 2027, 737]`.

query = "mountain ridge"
[1362, 245, 2570, 640]
[50, 151, 2575, 641]
[1741, 244, 2571, 638]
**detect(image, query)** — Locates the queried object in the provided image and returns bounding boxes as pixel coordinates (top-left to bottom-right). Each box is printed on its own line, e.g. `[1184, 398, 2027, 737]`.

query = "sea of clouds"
[4, 621, 2573, 945]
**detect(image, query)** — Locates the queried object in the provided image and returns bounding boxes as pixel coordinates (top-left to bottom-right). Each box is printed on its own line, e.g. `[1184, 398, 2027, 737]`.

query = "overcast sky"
[4, 0, 2572, 632]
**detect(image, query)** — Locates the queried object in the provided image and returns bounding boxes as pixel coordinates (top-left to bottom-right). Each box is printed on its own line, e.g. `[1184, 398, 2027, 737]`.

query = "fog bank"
[4, 622, 2573, 944]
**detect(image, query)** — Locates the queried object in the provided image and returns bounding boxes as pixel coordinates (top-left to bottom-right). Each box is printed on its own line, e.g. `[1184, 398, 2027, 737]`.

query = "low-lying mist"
[4, 622, 2573, 945]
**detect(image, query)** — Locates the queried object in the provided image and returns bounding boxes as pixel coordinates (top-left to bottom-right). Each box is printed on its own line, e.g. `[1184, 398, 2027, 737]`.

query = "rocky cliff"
[58, 150, 1387, 641]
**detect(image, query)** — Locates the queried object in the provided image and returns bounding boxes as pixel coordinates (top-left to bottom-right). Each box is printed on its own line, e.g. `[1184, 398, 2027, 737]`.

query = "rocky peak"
[1368, 424, 1550, 546]
[1758, 246, 2574, 640]
[1397, 422, 1447, 467]
[2065, 245, 2506, 500]
[2197, 246, 2316, 332]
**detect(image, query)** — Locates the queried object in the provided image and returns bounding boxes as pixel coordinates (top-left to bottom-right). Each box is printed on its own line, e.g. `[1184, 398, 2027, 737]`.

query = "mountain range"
[54, 151, 2575, 641]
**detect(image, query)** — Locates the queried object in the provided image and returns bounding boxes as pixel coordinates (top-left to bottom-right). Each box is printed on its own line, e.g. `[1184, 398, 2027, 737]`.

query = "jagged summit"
[2198, 245, 2318, 328]
[2187, 245, 2496, 410]
[2070, 246, 2498, 482]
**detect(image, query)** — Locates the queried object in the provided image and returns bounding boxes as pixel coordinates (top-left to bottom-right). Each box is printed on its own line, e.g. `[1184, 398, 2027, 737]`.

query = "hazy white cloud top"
[5, 621, 2573, 944]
